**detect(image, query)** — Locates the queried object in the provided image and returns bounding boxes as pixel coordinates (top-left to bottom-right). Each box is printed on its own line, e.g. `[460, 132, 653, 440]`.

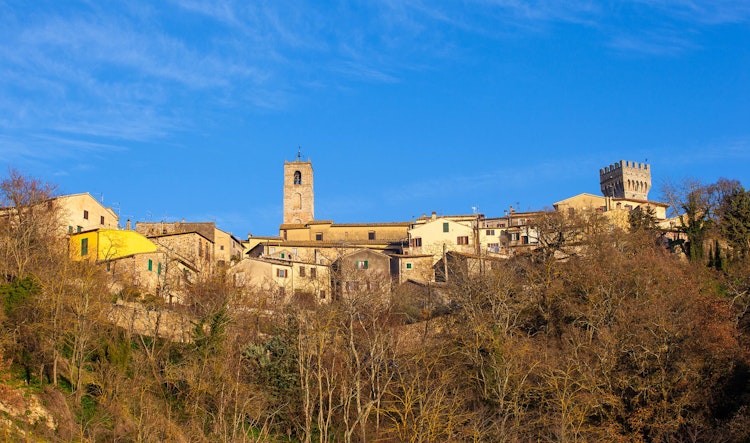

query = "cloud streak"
[0, 0, 744, 168]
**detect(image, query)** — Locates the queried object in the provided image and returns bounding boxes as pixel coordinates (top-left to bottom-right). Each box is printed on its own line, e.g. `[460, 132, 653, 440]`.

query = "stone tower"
[600, 160, 651, 200]
[283, 154, 315, 225]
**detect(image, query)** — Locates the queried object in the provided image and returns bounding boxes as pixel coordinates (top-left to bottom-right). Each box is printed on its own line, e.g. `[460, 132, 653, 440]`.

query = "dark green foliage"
[679, 190, 711, 262]
[0, 276, 39, 317]
[628, 205, 659, 232]
[719, 186, 750, 259]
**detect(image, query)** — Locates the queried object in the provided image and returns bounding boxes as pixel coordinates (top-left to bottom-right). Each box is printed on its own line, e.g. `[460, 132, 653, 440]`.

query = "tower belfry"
[283, 150, 315, 225]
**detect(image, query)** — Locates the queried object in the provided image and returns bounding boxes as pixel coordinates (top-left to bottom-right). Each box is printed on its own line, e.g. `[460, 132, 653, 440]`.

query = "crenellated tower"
[283, 151, 315, 225]
[600, 160, 651, 200]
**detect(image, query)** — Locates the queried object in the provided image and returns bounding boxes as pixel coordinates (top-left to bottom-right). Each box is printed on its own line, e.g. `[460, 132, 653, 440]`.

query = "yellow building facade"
[70, 229, 157, 261]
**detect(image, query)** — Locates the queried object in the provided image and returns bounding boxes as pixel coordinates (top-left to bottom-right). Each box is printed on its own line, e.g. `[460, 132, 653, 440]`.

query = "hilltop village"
[3, 159, 750, 442]
[62, 157, 669, 306]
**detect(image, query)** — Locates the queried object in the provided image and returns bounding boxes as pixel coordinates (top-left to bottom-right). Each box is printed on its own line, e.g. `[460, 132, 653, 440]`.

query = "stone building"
[600, 160, 652, 200]
[55, 193, 119, 233]
[230, 257, 331, 306]
[136, 221, 244, 266]
[283, 152, 315, 225]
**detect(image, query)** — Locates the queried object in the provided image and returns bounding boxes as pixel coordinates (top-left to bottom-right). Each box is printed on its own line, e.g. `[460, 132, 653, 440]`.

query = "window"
[158, 263, 162, 275]
[406, 262, 412, 270]
[311, 268, 317, 278]
[299, 266, 306, 277]
[100, 215, 105, 225]
[457, 236, 469, 245]
[486, 229, 495, 236]
[320, 290, 326, 299]
[522, 236, 529, 245]
[281, 252, 285, 259]
[488, 243, 499, 252]
[510, 232, 520, 242]
[68, 226, 73, 233]
[443, 222, 449, 232]
[294, 170, 302, 185]
[356, 260, 369, 270]
[368, 231, 376, 240]
[220, 245, 225, 251]
[269, 247, 276, 253]
[410, 237, 422, 247]
[148, 259, 153, 271]
[277, 269, 288, 278]
[83, 210, 89, 220]
[77, 226, 82, 233]
[81, 238, 89, 256]
[315, 232, 323, 241]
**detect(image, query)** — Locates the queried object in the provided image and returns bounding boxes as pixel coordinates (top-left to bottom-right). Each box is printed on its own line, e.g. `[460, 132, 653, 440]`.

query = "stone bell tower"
[283, 149, 315, 225]
[600, 160, 652, 201]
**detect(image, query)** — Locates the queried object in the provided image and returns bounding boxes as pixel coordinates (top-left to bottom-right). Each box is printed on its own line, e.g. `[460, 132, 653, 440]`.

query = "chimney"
[126, 219, 131, 230]
[431, 211, 437, 220]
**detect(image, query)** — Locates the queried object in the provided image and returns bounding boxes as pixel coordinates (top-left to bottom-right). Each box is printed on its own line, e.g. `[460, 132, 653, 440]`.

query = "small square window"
[315, 232, 323, 241]
[368, 231, 376, 240]
[406, 262, 412, 269]
[486, 229, 495, 236]
[356, 260, 369, 270]
[220, 245, 225, 250]
[277, 269, 288, 278]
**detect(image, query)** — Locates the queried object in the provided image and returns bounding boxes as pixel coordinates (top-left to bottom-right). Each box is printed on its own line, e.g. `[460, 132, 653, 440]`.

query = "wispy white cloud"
[0, 0, 744, 169]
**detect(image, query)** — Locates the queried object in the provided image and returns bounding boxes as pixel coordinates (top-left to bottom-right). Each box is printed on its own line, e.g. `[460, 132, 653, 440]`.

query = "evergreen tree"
[718, 186, 750, 259]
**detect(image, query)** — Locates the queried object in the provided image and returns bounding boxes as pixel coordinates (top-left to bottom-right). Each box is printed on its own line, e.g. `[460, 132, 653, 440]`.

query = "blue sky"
[1, 1, 748, 237]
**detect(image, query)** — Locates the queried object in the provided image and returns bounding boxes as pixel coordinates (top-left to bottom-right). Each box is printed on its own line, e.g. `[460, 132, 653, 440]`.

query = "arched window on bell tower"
[294, 171, 302, 185]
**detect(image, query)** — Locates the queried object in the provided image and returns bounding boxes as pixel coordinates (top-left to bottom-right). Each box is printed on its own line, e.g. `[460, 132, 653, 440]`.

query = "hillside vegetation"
[1, 172, 749, 442]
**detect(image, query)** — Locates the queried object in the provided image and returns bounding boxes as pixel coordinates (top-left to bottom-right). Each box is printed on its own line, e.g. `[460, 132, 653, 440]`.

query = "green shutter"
[148, 259, 153, 271]
[158, 263, 162, 275]
[443, 222, 449, 232]
[81, 238, 88, 256]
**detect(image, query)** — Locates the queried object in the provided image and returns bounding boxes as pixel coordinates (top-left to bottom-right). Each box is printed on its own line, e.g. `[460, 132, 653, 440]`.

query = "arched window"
[294, 193, 302, 210]
[294, 171, 302, 185]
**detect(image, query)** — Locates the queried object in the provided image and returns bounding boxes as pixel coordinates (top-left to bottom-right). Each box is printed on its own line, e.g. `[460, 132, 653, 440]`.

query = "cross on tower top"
[297, 147, 302, 162]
